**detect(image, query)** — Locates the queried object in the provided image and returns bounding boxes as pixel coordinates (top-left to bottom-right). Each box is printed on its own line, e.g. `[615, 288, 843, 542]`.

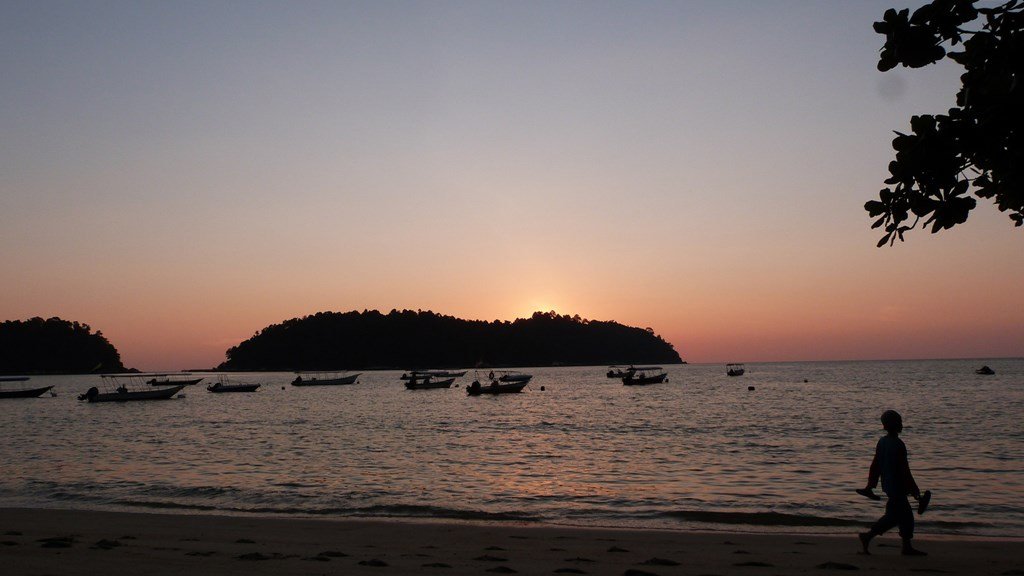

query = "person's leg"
[860, 497, 900, 554]
[896, 496, 926, 556]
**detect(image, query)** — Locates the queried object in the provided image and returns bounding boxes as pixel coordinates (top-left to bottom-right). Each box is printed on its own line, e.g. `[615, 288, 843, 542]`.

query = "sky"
[2, 1, 1021, 370]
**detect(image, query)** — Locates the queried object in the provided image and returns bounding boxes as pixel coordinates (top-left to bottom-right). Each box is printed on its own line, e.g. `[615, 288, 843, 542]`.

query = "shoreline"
[3, 507, 1021, 576]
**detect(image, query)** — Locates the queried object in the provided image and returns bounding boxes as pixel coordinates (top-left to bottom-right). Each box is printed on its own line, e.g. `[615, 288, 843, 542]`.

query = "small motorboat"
[400, 370, 466, 380]
[727, 363, 745, 376]
[146, 375, 205, 386]
[487, 370, 532, 384]
[976, 366, 995, 375]
[622, 370, 668, 386]
[404, 376, 456, 390]
[207, 377, 260, 393]
[79, 376, 186, 402]
[467, 379, 528, 395]
[606, 366, 633, 378]
[291, 371, 360, 386]
[0, 377, 54, 399]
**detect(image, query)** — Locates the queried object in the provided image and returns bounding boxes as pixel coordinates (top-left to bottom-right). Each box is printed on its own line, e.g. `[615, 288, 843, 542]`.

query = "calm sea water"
[2, 359, 1022, 536]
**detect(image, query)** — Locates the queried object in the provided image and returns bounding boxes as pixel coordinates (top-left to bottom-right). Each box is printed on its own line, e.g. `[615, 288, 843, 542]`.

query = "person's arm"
[899, 442, 920, 498]
[865, 441, 881, 489]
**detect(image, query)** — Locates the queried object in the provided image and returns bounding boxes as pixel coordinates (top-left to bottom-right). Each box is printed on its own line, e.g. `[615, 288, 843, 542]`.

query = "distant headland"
[0, 317, 126, 375]
[219, 309, 683, 371]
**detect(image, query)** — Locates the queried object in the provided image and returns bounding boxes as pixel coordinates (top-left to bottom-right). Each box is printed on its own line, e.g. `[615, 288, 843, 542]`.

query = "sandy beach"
[2, 508, 1021, 576]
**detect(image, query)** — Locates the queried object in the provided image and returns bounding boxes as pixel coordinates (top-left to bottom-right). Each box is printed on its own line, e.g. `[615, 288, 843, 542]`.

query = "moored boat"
[291, 371, 360, 386]
[0, 377, 54, 399]
[488, 370, 532, 384]
[404, 376, 456, 390]
[467, 379, 528, 395]
[79, 376, 185, 402]
[146, 375, 205, 386]
[400, 370, 466, 380]
[976, 365, 995, 375]
[726, 363, 745, 377]
[622, 369, 668, 386]
[207, 377, 260, 393]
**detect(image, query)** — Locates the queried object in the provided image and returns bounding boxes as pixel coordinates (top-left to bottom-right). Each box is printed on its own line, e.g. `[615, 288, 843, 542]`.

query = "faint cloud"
[876, 73, 907, 102]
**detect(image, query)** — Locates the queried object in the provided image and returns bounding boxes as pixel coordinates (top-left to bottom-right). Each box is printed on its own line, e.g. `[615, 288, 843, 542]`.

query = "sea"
[2, 359, 1022, 537]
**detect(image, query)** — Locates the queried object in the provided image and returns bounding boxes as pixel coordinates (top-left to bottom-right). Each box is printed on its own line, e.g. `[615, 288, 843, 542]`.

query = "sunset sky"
[2, 1, 1021, 370]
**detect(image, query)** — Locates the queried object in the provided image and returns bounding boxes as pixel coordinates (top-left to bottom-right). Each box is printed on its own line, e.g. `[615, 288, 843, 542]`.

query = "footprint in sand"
[733, 561, 774, 567]
[607, 546, 629, 553]
[38, 536, 74, 548]
[554, 569, 587, 574]
[817, 561, 859, 570]
[564, 557, 596, 563]
[485, 546, 507, 551]
[474, 554, 508, 562]
[90, 539, 121, 550]
[422, 562, 452, 568]
[623, 569, 660, 576]
[639, 558, 681, 566]
[485, 567, 517, 574]
[234, 538, 256, 544]
[359, 559, 389, 567]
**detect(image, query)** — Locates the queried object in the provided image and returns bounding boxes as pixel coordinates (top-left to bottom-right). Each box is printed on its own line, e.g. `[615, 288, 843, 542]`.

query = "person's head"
[880, 409, 903, 434]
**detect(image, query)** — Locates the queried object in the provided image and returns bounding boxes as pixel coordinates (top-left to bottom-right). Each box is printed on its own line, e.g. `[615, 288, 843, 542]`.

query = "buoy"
[540, 386, 545, 391]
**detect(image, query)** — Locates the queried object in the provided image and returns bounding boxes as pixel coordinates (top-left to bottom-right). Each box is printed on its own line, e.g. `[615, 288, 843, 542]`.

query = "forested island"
[0, 317, 125, 374]
[220, 310, 682, 371]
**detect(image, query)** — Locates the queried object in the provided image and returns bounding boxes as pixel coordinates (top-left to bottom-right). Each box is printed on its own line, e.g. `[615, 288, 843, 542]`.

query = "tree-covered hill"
[0, 317, 125, 374]
[219, 310, 682, 371]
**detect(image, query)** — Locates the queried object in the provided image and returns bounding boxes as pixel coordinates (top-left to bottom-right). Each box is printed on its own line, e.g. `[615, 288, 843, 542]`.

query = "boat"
[404, 376, 456, 390]
[400, 370, 466, 380]
[606, 366, 633, 378]
[622, 368, 668, 386]
[145, 374, 205, 386]
[488, 370, 532, 384]
[976, 365, 995, 375]
[0, 377, 54, 399]
[466, 379, 529, 395]
[207, 377, 260, 393]
[727, 363, 745, 376]
[291, 371, 360, 386]
[79, 375, 185, 403]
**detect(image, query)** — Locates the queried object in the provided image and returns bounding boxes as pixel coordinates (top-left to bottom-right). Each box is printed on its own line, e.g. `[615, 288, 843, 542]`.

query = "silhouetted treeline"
[220, 310, 682, 371]
[0, 317, 125, 374]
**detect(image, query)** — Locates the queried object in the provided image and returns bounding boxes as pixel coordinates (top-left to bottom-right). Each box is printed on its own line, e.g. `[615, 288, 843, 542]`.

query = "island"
[0, 317, 125, 374]
[219, 310, 682, 371]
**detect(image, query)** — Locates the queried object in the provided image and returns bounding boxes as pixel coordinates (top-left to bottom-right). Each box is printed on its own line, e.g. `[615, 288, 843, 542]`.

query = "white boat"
[291, 371, 360, 386]
[726, 363, 745, 376]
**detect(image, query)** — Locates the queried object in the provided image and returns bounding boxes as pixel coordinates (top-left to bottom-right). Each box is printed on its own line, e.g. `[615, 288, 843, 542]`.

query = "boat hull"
[148, 377, 204, 386]
[467, 381, 528, 395]
[207, 383, 261, 393]
[0, 385, 54, 399]
[405, 377, 455, 390]
[622, 373, 668, 385]
[82, 384, 186, 402]
[292, 374, 359, 386]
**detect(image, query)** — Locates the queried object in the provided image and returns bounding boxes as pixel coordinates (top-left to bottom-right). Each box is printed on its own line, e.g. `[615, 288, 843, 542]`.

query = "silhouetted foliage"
[0, 317, 125, 374]
[867, 0, 1022, 245]
[219, 310, 682, 371]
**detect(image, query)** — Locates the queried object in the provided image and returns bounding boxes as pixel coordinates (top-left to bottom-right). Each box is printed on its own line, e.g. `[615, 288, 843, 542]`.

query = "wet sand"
[2, 508, 1021, 576]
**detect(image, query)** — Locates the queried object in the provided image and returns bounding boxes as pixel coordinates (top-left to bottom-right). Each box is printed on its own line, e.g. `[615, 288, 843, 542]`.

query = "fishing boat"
[291, 371, 360, 386]
[622, 368, 668, 386]
[727, 363, 746, 377]
[488, 370, 532, 384]
[145, 374, 205, 386]
[400, 370, 467, 380]
[0, 376, 54, 399]
[79, 375, 185, 403]
[207, 376, 260, 393]
[466, 379, 528, 395]
[606, 366, 633, 378]
[404, 376, 456, 390]
[975, 365, 995, 375]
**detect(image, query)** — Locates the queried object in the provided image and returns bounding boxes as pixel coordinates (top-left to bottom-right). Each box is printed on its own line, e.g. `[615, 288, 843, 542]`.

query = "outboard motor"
[78, 387, 99, 401]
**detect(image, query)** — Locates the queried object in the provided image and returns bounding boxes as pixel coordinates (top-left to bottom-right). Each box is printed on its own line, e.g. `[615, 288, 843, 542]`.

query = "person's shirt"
[868, 434, 920, 497]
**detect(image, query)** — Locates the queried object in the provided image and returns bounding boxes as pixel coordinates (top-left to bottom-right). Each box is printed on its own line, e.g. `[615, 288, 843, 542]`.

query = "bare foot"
[858, 532, 872, 555]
